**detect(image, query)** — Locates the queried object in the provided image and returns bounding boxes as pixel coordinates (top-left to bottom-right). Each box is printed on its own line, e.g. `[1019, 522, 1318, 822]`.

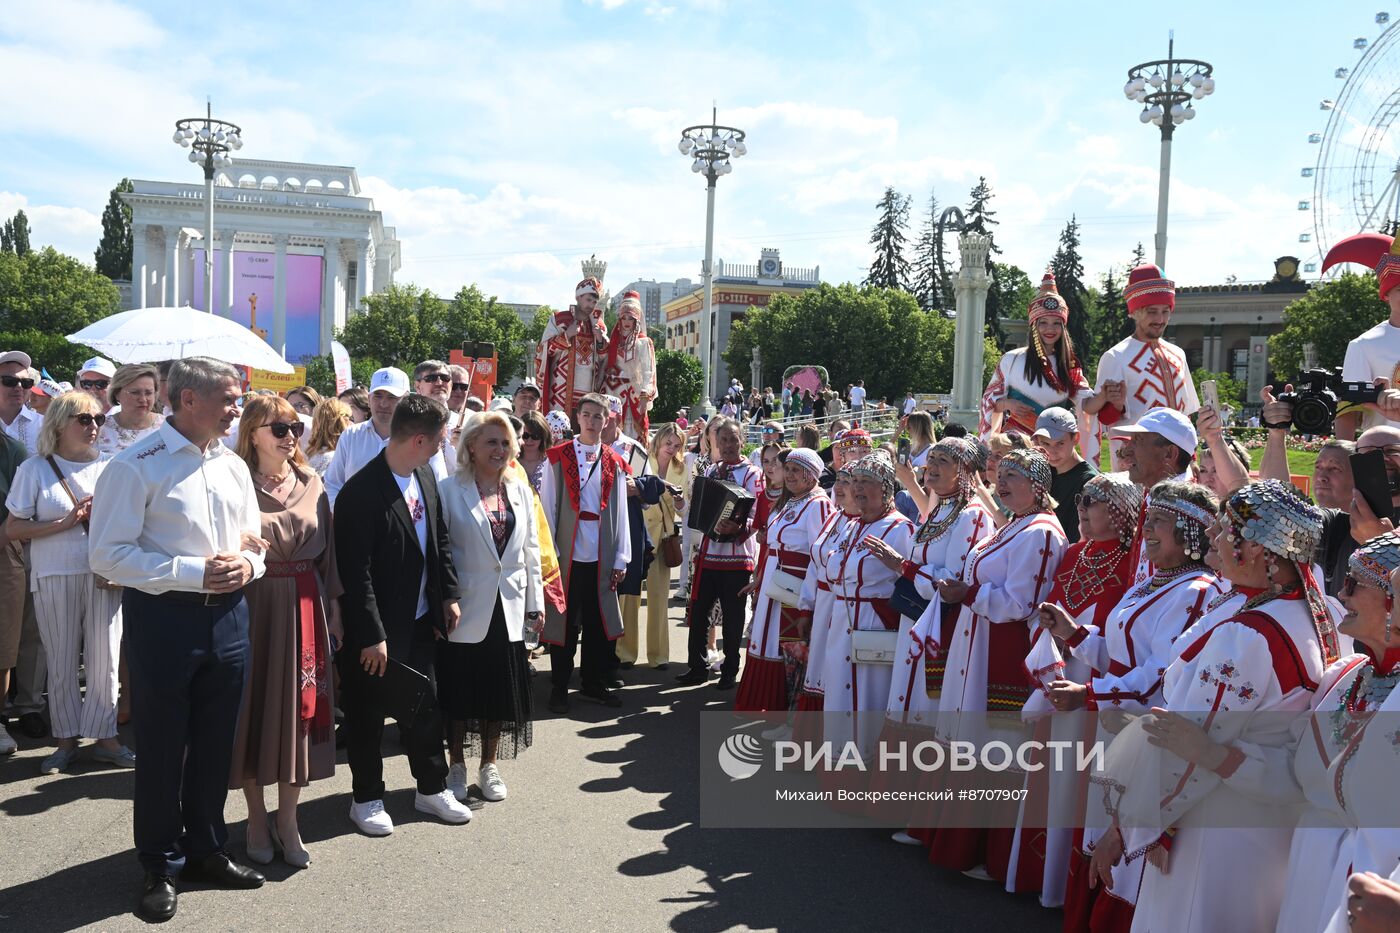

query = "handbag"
[762, 570, 803, 608]
[851, 628, 899, 665]
[889, 576, 930, 620]
[661, 533, 683, 568]
[46, 455, 122, 591]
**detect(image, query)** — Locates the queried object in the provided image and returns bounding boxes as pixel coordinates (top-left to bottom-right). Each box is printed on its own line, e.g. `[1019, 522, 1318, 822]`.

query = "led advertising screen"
[190, 249, 324, 363]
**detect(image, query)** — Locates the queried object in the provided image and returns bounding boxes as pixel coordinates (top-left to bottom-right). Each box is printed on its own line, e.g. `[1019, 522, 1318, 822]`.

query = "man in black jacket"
[334, 394, 470, 834]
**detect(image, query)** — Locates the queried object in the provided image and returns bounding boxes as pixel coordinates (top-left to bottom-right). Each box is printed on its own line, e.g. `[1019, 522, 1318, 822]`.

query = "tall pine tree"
[0, 221, 10, 255]
[8, 211, 31, 258]
[1091, 265, 1130, 358]
[911, 188, 951, 312]
[965, 176, 1006, 347]
[94, 179, 134, 280]
[865, 186, 911, 291]
[1050, 215, 1090, 363]
[1129, 241, 1146, 269]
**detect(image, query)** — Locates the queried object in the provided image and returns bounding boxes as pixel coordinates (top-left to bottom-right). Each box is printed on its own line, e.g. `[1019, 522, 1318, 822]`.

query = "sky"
[0, 0, 1393, 307]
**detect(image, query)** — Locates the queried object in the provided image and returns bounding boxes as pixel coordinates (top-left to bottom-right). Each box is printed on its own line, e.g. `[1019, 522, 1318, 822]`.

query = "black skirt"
[436, 596, 534, 759]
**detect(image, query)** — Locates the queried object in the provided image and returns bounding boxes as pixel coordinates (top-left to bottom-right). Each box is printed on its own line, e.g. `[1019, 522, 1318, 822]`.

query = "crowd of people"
[6, 257, 1400, 931]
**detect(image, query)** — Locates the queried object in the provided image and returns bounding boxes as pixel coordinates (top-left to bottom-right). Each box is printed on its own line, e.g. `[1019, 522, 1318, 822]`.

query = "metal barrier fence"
[741, 407, 903, 447]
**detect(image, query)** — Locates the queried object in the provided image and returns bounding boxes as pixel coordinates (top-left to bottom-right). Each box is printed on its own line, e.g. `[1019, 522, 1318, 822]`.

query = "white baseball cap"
[1108, 407, 1198, 456]
[78, 356, 116, 379]
[0, 350, 32, 370]
[369, 366, 410, 398]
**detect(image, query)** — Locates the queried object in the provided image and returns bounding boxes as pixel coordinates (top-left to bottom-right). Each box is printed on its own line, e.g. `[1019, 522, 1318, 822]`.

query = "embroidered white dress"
[797, 510, 857, 707]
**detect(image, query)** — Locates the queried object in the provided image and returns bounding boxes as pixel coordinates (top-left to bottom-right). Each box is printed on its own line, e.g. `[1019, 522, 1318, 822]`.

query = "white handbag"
[763, 570, 803, 608]
[851, 628, 899, 665]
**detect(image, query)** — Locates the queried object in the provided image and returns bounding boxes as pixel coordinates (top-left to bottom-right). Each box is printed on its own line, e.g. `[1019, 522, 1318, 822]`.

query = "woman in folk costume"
[819, 452, 914, 762]
[1088, 480, 1341, 933]
[735, 448, 832, 715]
[980, 270, 1095, 461]
[1002, 472, 1142, 906]
[860, 436, 995, 844]
[534, 277, 610, 417]
[598, 291, 657, 440]
[1037, 482, 1221, 927]
[926, 447, 1069, 878]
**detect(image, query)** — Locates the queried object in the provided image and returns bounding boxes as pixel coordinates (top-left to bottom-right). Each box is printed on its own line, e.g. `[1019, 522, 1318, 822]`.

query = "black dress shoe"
[137, 873, 177, 923]
[606, 677, 625, 689]
[618, 661, 635, 670]
[16, 712, 47, 739]
[182, 852, 265, 889]
[715, 675, 737, 691]
[548, 690, 569, 714]
[579, 686, 623, 708]
[675, 668, 709, 686]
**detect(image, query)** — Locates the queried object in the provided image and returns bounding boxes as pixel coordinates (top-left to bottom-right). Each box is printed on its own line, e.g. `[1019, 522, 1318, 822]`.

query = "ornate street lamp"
[172, 101, 243, 314]
[678, 109, 746, 414]
[1123, 33, 1215, 270]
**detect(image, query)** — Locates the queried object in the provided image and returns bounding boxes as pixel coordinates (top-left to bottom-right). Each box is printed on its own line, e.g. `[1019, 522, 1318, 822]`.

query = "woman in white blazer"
[439, 411, 544, 804]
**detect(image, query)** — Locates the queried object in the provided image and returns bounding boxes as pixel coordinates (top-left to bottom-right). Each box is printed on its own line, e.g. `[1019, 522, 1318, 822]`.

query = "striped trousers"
[33, 573, 122, 740]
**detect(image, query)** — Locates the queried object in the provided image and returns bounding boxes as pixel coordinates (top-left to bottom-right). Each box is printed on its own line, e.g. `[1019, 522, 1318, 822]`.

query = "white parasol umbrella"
[67, 306, 294, 374]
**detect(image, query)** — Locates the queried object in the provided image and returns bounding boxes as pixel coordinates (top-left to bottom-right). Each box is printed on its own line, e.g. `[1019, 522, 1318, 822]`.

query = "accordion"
[687, 475, 755, 542]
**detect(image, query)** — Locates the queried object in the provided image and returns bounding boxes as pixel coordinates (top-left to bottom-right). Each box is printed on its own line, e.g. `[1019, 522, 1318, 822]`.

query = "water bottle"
[524, 612, 544, 651]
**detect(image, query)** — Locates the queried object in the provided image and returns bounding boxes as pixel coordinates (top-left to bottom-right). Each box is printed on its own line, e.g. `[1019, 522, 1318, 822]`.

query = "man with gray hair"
[90, 357, 268, 922]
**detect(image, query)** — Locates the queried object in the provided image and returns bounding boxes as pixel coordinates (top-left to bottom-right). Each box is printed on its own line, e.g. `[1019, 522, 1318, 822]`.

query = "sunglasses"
[74, 413, 107, 428]
[1074, 488, 1110, 508]
[264, 420, 306, 439]
[419, 373, 452, 384]
[80, 379, 110, 390]
[523, 433, 544, 443]
[1, 376, 35, 389]
[452, 382, 471, 392]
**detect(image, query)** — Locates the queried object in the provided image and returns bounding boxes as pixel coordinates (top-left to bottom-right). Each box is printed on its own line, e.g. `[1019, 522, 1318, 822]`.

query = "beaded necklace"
[915, 496, 968, 543]
[1059, 541, 1129, 613]
[478, 481, 508, 544]
[1129, 561, 1204, 599]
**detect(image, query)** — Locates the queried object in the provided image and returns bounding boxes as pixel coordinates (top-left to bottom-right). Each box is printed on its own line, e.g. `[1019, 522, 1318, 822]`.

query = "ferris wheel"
[1303, 10, 1400, 274]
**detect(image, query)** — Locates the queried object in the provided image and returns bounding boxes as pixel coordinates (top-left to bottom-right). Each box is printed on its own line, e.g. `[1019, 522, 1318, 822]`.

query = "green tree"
[525, 306, 552, 344]
[94, 179, 134, 280]
[1190, 369, 1247, 408]
[654, 349, 703, 423]
[1129, 241, 1146, 269]
[336, 282, 437, 367]
[911, 188, 950, 313]
[865, 186, 911, 291]
[8, 211, 32, 258]
[1268, 271, 1385, 378]
[1050, 215, 1091, 367]
[0, 247, 121, 375]
[1087, 267, 1128, 373]
[990, 263, 1036, 320]
[648, 325, 665, 350]
[438, 285, 531, 382]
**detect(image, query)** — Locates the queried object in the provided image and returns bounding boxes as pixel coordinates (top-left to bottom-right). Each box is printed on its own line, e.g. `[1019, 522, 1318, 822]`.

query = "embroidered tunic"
[1093, 337, 1198, 470]
[979, 347, 1095, 461]
[747, 491, 834, 663]
[797, 510, 858, 704]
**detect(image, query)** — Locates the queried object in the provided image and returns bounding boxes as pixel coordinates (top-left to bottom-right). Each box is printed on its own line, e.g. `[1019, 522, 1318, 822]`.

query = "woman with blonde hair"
[439, 411, 542, 803]
[228, 395, 341, 869]
[632, 423, 686, 669]
[5, 391, 130, 773]
[97, 363, 163, 456]
[305, 398, 351, 476]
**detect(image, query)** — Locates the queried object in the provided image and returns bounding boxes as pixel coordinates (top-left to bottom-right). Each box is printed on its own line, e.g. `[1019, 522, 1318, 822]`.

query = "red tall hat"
[1027, 267, 1068, 325]
[1124, 264, 1175, 313]
[1321, 232, 1400, 300]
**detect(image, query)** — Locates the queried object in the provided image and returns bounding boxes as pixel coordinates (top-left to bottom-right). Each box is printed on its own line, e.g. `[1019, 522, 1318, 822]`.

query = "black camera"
[1274, 368, 1380, 434]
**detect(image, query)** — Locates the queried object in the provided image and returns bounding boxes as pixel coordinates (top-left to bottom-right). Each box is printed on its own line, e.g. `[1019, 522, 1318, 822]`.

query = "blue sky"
[0, 0, 1391, 305]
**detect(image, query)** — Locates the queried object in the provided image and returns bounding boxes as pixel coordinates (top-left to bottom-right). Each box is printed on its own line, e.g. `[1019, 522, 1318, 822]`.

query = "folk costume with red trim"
[598, 291, 657, 439]
[534, 277, 610, 416]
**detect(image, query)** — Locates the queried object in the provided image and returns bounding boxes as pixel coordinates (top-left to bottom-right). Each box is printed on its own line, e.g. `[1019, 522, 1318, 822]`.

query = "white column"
[950, 232, 992, 429]
[162, 226, 179, 307]
[130, 223, 149, 308]
[354, 239, 369, 306]
[218, 228, 237, 318]
[271, 234, 289, 357]
[175, 231, 191, 306]
[320, 239, 337, 355]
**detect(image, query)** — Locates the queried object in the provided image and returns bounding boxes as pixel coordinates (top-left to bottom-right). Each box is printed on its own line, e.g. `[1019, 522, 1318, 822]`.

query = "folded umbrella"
[66, 305, 294, 374]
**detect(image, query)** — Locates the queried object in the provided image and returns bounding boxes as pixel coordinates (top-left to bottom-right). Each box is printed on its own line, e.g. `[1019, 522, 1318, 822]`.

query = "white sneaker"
[962, 864, 995, 882]
[349, 799, 394, 836]
[0, 723, 16, 756]
[707, 649, 723, 672]
[415, 789, 472, 824]
[478, 764, 507, 802]
[760, 722, 793, 742]
[447, 762, 470, 802]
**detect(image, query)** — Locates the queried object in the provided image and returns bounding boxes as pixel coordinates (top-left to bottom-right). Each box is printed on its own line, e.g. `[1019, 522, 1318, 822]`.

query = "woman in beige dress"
[228, 395, 342, 870]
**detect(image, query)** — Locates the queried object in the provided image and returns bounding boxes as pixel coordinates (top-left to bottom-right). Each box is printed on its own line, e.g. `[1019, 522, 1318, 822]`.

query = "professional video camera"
[1272, 368, 1381, 435]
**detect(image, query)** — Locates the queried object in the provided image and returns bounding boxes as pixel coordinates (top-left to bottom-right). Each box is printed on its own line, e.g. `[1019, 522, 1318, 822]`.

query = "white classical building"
[122, 159, 400, 361]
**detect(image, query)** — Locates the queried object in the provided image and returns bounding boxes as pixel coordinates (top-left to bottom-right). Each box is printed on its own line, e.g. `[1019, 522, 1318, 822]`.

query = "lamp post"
[172, 101, 243, 313]
[1124, 33, 1215, 270]
[678, 108, 746, 416]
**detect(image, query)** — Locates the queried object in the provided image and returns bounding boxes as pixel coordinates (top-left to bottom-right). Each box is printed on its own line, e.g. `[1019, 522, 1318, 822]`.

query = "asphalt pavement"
[0, 595, 1061, 932]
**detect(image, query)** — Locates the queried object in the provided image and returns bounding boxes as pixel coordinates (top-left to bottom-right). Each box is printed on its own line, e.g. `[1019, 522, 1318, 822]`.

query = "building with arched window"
[121, 159, 400, 362]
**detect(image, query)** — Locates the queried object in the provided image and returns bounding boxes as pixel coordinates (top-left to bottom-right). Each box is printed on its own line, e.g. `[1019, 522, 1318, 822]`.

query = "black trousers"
[686, 568, 747, 678]
[550, 562, 613, 692]
[337, 617, 448, 802]
[125, 589, 249, 876]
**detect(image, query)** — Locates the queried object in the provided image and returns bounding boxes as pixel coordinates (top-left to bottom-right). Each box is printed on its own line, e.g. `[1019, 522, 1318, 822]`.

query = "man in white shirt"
[324, 367, 447, 506]
[538, 393, 631, 713]
[1086, 264, 1198, 469]
[1324, 233, 1400, 437]
[76, 356, 117, 413]
[902, 391, 917, 418]
[0, 350, 45, 736]
[848, 379, 867, 421]
[89, 357, 269, 922]
[0, 350, 43, 456]
[414, 360, 457, 471]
